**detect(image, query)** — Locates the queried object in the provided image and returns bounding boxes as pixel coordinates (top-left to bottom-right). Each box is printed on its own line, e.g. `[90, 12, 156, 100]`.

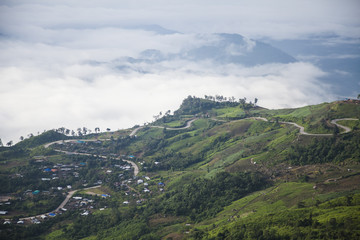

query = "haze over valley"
[1, 0, 359, 143]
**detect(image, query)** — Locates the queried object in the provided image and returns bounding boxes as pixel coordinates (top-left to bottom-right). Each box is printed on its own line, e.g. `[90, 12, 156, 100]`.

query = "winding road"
[44, 139, 102, 148]
[243, 117, 358, 136]
[129, 118, 198, 137]
[46, 117, 357, 176]
[37, 119, 202, 217]
[35, 116, 356, 222]
[44, 147, 139, 176]
[330, 118, 357, 133]
[123, 159, 139, 176]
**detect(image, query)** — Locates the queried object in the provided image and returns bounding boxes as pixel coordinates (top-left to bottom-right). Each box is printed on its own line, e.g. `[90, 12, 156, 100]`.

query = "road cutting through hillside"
[123, 159, 139, 176]
[44, 147, 139, 177]
[45, 117, 357, 177]
[37, 116, 358, 223]
[129, 118, 198, 136]
[45, 117, 357, 173]
[240, 117, 358, 136]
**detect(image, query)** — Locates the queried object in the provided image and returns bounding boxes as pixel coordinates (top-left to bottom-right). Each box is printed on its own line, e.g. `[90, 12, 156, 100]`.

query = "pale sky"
[1, 0, 359, 144]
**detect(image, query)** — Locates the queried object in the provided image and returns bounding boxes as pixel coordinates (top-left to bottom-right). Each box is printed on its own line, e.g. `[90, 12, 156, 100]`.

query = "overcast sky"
[1, 0, 359, 144]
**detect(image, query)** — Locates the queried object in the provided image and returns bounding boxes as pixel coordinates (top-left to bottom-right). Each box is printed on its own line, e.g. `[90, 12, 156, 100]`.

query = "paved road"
[279, 121, 333, 136]
[331, 118, 358, 133]
[123, 159, 139, 176]
[221, 117, 358, 136]
[44, 139, 102, 148]
[281, 118, 358, 136]
[55, 190, 76, 212]
[45, 142, 139, 176]
[129, 126, 144, 137]
[129, 118, 198, 137]
[37, 116, 357, 221]
[45, 116, 357, 177]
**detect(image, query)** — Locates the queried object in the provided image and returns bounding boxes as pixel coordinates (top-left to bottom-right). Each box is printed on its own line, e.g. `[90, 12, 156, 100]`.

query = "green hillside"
[1, 97, 359, 240]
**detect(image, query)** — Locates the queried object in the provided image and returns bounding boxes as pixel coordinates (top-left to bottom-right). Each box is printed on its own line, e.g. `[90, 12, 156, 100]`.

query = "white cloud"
[0, 58, 331, 143]
[0, 0, 355, 143]
[1, 0, 359, 39]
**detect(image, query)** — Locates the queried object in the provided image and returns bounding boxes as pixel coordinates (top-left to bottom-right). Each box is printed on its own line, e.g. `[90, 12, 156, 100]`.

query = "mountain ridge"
[1, 97, 360, 239]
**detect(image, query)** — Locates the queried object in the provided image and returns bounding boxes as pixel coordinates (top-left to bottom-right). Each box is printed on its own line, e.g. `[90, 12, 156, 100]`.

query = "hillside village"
[0, 134, 173, 227]
[0, 97, 360, 239]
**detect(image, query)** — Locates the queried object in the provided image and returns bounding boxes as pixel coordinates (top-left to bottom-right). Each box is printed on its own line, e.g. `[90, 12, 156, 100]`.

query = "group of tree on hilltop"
[174, 95, 258, 116]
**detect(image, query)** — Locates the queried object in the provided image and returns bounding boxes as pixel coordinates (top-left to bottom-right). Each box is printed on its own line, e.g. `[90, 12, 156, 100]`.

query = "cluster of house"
[67, 196, 96, 215]
[121, 175, 167, 205]
[343, 98, 360, 104]
[3, 219, 25, 225]
[111, 163, 132, 171]
[41, 162, 86, 180]
[136, 176, 152, 193]
[2, 209, 64, 225]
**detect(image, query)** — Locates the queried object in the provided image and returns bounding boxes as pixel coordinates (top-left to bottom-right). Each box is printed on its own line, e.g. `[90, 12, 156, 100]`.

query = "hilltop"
[0, 96, 360, 240]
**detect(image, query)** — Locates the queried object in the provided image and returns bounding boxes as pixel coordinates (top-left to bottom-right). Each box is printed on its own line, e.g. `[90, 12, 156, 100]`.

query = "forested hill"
[1, 97, 360, 240]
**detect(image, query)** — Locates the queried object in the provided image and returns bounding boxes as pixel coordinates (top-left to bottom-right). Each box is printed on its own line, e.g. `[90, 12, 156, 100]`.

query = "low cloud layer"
[0, 0, 357, 143]
[0, 57, 331, 143]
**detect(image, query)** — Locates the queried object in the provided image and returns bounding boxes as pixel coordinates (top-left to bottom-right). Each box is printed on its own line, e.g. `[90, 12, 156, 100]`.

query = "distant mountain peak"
[124, 24, 180, 35]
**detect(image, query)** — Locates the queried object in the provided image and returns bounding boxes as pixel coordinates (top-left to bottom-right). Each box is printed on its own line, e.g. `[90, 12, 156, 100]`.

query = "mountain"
[264, 35, 360, 98]
[117, 33, 297, 70]
[1, 97, 360, 239]
[183, 33, 297, 65]
[111, 27, 359, 100]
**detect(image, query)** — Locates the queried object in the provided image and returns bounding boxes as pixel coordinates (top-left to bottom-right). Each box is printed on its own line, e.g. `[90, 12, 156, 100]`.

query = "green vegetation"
[0, 97, 359, 239]
[286, 134, 360, 165]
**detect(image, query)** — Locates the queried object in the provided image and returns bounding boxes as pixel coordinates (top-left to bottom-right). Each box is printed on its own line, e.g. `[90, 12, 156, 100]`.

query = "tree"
[358, 94, 360, 100]
[333, 125, 340, 136]
[106, 128, 111, 132]
[82, 127, 88, 135]
[57, 127, 65, 134]
[6, 140, 13, 147]
[95, 127, 100, 133]
[77, 128, 83, 136]
[0, 138, 3, 147]
[239, 98, 246, 109]
[254, 98, 258, 106]
[19, 136, 24, 141]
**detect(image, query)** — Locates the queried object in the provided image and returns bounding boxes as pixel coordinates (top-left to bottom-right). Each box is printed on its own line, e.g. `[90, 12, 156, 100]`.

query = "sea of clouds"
[1, 0, 359, 143]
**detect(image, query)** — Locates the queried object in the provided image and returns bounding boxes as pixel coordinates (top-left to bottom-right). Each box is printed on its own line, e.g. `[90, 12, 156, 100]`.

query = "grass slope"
[1, 98, 360, 240]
